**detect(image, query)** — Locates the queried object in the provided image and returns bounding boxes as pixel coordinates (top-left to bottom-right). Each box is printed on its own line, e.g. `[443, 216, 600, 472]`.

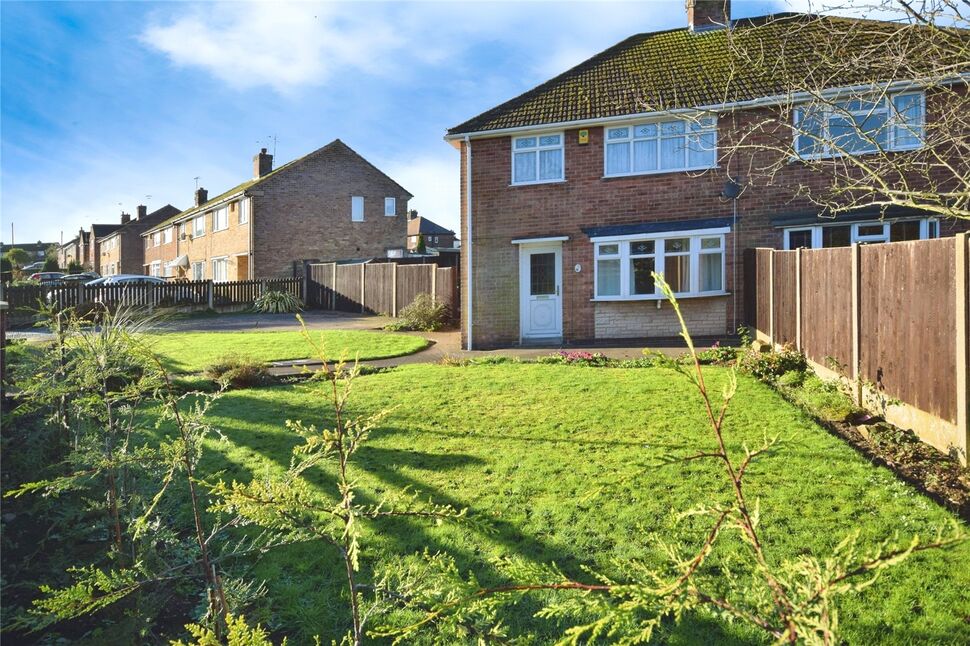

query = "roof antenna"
[194, 177, 200, 190]
[268, 134, 277, 158]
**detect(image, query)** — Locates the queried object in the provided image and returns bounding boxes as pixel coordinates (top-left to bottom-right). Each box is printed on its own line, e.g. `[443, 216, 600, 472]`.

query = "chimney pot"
[254, 148, 273, 178]
[195, 187, 208, 207]
[121, 211, 131, 225]
[687, 0, 730, 31]
[136, 204, 147, 220]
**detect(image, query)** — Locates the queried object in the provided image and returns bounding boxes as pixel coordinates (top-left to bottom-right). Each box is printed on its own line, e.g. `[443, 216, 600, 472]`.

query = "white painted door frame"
[518, 242, 563, 342]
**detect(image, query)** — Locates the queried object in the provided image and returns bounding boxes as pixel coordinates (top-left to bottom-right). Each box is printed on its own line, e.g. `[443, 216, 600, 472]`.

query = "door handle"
[556, 285, 560, 296]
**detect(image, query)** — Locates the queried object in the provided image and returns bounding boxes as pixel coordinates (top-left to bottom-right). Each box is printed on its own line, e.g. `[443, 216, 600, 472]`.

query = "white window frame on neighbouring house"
[384, 197, 396, 216]
[193, 215, 206, 237]
[150, 261, 161, 277]
[792, 91, 925, 159]
[782, 217, 939, 249]
[152, 231, 161, 247]
[592, 227, 728, 300]
[238, 198, 249, 224]
[351, 196, 364, 222]
[604, 115, 718, 177]
[211, 256, 229, 283]
[511, 132, 564, 185]
[163, 227, 173, 244]
[213, 206, 229, 231]
[191, 261, 204, 281]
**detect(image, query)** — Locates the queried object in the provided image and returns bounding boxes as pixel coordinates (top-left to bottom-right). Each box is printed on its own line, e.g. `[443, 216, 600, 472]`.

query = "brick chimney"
[121, 211, 131, 225]
[687, 0, 730, 31]
[253, 148, 273, 178]
[408, 209, 419, 221]
[137, 204, 147, 220]
[195, 187, 208, 207]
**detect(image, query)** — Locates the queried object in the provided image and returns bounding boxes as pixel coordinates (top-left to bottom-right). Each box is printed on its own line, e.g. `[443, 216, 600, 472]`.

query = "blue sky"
[2, 0, 821, 246]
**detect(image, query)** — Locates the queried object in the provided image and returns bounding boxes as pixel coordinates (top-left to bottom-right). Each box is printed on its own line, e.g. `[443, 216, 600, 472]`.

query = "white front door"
[519, 244, 563, 340]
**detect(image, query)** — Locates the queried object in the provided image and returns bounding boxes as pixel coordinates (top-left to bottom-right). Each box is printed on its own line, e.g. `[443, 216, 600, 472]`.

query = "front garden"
[1, 304, 968, 645]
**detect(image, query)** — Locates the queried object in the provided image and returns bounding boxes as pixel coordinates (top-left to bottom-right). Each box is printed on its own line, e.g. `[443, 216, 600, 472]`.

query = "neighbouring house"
[142, 140, 411, 281]
[57, 237, 81, 269]
[96, 204, 181, 276]
[60, 225, 122, 273]
[447, 2, 970, 349]
[407, 212, 457, 251]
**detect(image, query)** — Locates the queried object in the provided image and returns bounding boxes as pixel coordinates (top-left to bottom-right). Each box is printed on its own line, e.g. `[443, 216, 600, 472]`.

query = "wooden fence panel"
[307, 263, 336, 308]
[772, 251, 797, 346]
[265, 278, 303, 299]
[396, 265, 433, 312]
[755, 249, 772, 334]
[334, 264, 363, 312]
[435, 267, 457, 313]
[860, 239, 957, 423]
[800, 247, 853, 371]
[363, 264, 394, 315]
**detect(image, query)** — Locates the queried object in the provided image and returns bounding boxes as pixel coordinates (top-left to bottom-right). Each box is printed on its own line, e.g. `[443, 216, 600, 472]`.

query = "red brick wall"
[460, 104, 968, 349]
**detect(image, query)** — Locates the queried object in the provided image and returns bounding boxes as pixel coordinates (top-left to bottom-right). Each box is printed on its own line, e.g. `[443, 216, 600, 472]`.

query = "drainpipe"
[464, 135, 473, 351]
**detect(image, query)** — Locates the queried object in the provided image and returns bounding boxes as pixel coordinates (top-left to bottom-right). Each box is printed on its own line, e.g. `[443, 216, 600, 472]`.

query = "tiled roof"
[145, 139, 411, 234]
[448, 13, 963, 135]
[408, 216, 455, 237]
[91, 223, 121, 238]
[97, 205, 181, 240]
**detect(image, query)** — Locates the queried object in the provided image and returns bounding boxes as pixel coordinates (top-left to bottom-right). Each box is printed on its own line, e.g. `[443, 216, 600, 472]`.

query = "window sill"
[789, 144, 924, 163]
[509, 179, 566, 187]
[591, 291, 729, 302]
[602, 165, 719, 180]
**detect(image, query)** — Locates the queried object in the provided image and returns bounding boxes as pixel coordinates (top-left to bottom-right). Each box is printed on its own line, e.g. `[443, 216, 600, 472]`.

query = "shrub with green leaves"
[738, 343, 807, 381]
[204, 355, 268, 389]
[387, 293, 448, 331]
[253, 290, 302, 314]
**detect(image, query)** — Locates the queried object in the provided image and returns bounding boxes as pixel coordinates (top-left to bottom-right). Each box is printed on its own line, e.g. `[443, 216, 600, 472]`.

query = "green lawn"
[144, 329, 429, 373]
[166, 364, 969, 644]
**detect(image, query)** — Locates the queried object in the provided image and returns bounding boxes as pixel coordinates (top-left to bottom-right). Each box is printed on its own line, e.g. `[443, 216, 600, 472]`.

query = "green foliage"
[43, 257, 60, 272]
[4, 247, 31, 268]
[1, 256, 12, 282]
[253, 289, 303, 314]
[694, 341, 738, 365]
[204, 355, 269, 389]
[67, 259, 84, 274]
[738, 343, 808, 381]
[173, 614, 286, 646]
[535, 350, 610, 366]
[387, 292, 449, 332]
[415, 234, 427, 254]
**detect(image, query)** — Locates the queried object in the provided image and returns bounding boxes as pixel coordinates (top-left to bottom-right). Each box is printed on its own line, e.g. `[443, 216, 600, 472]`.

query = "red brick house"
[142, 140, 411, 280]
[447, 3, 969, 349]
[97, 204, 181, 276]
[407, 213, 457, 251]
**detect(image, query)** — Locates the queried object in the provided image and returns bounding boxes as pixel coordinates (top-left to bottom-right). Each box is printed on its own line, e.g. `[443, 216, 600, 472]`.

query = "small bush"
[695, 341, 738, 365]
[204, 355, 268, 388]
[738, 344, 807, 381]
[254, 290, 303, 314]
[536, 350, 610, 366]
[777, 369, 806, 388]
[388, 293, 448, 331]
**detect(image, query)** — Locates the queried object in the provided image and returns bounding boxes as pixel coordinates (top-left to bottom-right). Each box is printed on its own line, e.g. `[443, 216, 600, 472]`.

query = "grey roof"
[408, 216, 455, 237]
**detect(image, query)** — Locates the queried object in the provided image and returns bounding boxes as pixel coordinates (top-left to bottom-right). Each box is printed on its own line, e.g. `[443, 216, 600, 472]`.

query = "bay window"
[793, 92, 924, 158]
[605, 116, 716, 177]
[512, 133, 563, 184]
[593, 231, 727, 299]
[783, 218, 939, 249]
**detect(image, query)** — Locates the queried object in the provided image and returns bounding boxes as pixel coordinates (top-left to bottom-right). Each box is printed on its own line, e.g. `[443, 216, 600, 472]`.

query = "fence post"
[207, 280, 214, 310]
[360, 264, 366, 314]
[767, 250, 775, 347]
[77, 281, 85, 307]
[431, 264, 438, 303]
[331, 263, 337, 310]
[795, 247, 802, 352]
[955, 232, 969, 465]
[851, 243, 862, 406]
[392, 263, 398, 317]
[301, 265, 309, 305]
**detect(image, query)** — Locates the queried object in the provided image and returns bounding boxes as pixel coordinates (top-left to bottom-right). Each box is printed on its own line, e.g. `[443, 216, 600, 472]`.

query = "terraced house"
[97, 204, 181, 276]
[448, 1, 970, 349]
[142, 140, 411, 280]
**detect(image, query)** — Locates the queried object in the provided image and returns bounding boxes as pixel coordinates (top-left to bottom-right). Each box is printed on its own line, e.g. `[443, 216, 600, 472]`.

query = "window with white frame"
[163, 227, 173, 244]
[793, 92, 924, 158]
[593, 230, 726, 299]
[193, 215, 206, 237]
[213, 207, 229, 231]
[191, 261, 204, 281]
[211, 257, 228, 283]
[605, 116, 717, 176]
[782, 218, 939, 249]
[238, 198, 249, 224]
[150, 261, 161, 277]
[163, 262, 173, 277]
[152, 231, 161, 247]
[512, 133, 564, 184]
[384, 197, 396, 216]
[351, 196, 364, 222]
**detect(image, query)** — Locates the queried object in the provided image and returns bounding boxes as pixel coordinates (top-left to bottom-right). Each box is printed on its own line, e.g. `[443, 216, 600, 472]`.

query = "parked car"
[29, 271, 65, 283]
[84, 276, 110, 286]
[102, 275, 167, 285]
[23, 261, 47, 272]
[61, 272, 100, 283]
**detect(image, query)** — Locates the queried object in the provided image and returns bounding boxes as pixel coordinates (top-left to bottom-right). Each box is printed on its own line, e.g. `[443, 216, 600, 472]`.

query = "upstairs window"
[512, 133, 564, 184]
[793, 92, 924, 158]
[213, 207, 229, 232]
[163, 227, 173, 244]
[593, 231, 726, 299]
[238, 198, 249, 224]
[351, 196, 364, 222]
[152, 231, 161, 247]
[193, 215, 206, 237]
[605, 116, 717, 176]
[384, 197, 396, 216]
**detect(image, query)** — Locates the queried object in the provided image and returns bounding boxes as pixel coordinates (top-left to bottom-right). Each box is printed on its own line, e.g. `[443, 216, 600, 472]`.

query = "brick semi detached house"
[447, 2, 970, 349]
[142, 140, 411, 280]
[97, 204, 181, 276]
